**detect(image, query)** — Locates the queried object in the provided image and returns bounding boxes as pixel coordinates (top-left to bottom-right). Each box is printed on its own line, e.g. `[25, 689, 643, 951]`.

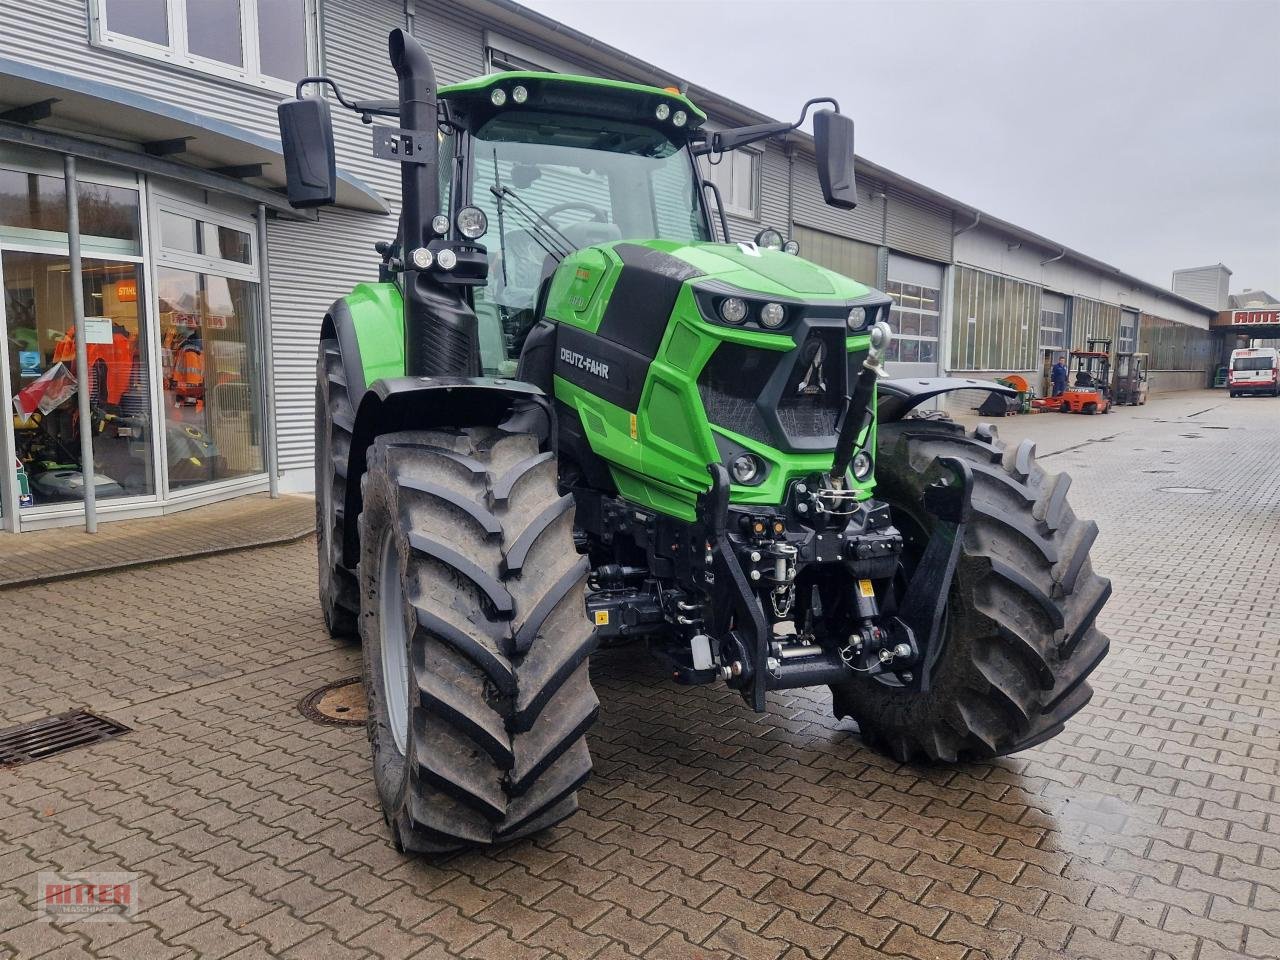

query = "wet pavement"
[0, 389, 1277, 959]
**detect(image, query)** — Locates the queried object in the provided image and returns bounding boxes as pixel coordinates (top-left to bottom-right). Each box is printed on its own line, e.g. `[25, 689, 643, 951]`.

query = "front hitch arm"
[698, 464, 770, 711]
[894, 456, 973, 692]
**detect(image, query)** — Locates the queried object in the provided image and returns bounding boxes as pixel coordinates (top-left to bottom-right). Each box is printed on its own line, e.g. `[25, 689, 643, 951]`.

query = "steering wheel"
[543, 200, 609, 224]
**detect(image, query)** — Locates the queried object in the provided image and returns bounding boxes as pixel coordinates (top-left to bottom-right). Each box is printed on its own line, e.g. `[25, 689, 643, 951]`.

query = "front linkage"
[577, 327, 976, 712]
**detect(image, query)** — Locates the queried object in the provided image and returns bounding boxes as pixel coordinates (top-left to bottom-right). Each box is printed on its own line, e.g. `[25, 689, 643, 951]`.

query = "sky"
[520, 0, 1280, 297]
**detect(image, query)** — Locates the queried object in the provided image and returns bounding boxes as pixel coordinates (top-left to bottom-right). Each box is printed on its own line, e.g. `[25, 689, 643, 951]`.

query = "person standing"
[1051, 355, 1068, 397]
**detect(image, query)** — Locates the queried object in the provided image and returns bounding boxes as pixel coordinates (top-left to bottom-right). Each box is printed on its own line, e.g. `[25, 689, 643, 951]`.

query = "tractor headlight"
[852, 451, 873, 481]
[409, 247, 433, 270]
[511, 85, 528, 104]
[782, 239, 800, 255]
[759, 302, 786, 328]
[430, 214, 450, 237]
[490, 88, 507, 107]
[847, 306, 867, 330]
[655, 102, 671, 121]
[436, 248, 457, 271]
[456, 206, 488, 240]
[754, 228, 784, 251]
[730, 454, 762, 484]
[719, 297, 748, 324]
[672, 109, 687, 127]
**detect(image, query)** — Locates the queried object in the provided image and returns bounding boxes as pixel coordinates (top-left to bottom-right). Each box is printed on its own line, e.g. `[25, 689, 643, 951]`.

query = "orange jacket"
[52, 327, 136, 406]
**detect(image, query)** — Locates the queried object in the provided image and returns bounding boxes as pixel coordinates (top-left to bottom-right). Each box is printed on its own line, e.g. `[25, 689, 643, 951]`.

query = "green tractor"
[278, 30, 1111, 853]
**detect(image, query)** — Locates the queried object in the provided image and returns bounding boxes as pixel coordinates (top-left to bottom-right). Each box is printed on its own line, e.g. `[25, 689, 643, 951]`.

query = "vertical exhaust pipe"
[388, 29, 477, 377]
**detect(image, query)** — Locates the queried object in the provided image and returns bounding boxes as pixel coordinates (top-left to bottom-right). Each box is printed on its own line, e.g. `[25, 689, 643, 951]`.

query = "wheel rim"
[378, 527, 411, 756]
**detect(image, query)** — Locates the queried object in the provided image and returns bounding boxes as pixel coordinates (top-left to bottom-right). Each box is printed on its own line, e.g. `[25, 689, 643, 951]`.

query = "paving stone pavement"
[0, 390, 1277, 960]
[0, 494, 313, 589]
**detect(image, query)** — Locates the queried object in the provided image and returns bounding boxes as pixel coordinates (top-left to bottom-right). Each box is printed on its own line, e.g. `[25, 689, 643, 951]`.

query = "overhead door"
[885, 253, 945, 376]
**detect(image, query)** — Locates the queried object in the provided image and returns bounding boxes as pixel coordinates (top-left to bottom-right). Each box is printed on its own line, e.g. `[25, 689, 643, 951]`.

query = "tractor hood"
[634, 239, 876, 303]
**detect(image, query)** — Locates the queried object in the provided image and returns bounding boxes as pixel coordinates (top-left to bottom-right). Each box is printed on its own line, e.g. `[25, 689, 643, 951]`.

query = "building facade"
[0, 0, 1216, 532]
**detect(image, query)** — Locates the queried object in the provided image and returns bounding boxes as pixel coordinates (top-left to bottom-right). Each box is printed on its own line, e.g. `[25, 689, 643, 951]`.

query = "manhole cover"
[299, 677, 366, 726]
[1157, 486, 1217, 495]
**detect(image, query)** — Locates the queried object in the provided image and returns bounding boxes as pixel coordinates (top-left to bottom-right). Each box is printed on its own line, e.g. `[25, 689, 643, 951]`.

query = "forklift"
[1056, 338, 1113, 414]
[1113, 351, 1149, 406]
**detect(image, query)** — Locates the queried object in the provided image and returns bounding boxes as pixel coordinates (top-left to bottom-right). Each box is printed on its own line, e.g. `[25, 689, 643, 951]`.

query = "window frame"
[89, 0, 316, 95]
[700, 143, 760, 221]
[884, 278, 942, 365]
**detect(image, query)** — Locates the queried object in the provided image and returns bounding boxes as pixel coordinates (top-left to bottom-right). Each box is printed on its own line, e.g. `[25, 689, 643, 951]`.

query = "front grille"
[698, 330, 870, 450]
[697, 341, 779, 446]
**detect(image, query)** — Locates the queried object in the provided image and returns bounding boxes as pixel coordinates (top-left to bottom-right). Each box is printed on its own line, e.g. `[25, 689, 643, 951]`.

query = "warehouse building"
[0, 0, 1216, 531]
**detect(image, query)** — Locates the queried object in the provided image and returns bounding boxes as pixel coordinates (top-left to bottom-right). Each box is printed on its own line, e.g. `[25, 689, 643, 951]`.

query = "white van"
[1228, 347, 1280, 397]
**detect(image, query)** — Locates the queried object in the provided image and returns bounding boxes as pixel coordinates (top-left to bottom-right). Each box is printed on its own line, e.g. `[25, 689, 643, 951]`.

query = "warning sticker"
[858, 579, 876, 598]
[594, 610, 610, 626]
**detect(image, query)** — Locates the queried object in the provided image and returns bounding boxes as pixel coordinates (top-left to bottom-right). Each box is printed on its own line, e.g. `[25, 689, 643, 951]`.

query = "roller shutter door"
[885, 187, 952, 263]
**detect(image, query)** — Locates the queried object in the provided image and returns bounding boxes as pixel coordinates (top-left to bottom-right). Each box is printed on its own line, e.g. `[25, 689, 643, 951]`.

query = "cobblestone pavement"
[0, 494, 313, 589]
[1, 391, 1278, 959]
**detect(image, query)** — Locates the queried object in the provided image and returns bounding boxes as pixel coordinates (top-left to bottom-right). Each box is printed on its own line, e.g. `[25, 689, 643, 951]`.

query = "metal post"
[65, 154, 97, 533]
[256, 203, 279, 498]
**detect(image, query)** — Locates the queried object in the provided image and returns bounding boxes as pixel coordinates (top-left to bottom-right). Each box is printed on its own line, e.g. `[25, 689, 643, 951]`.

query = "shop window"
[152, 198, 264, 489]
[155, 269, 264, 487]
[2, 162, 154, 512]
[92, 0, 313, 90]
[0, 169, 141, 255]
[4, 251, 156, 506]
[700, 147, 759, 221]
[884, 279, 941, 364]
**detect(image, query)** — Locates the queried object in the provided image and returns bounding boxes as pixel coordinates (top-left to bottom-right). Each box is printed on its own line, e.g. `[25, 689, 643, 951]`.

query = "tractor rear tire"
[832, 419, 1111, 763]
[316, 339, 359, 638]
[358, 429, 598, 853]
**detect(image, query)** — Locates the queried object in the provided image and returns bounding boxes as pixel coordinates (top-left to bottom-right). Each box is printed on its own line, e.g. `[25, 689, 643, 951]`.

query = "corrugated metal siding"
[322, 0, 405, 205]
[416, 0, 486, 84]
[885, 187, 952, 263]
[791, 161, 884, 245]
[758, 144, 789, 235]
[267, 207, 390, 471]
[793, 226, 877, 286]
[1140, 312, 1214, 372]
[0, 0, 288, 137]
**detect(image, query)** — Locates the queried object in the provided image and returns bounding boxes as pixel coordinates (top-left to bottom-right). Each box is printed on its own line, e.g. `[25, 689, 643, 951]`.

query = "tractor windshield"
[468, 110, 709, 372]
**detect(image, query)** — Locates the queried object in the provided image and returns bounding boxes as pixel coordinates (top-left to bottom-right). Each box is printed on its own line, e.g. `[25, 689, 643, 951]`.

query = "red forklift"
[1053, 339, 1113, 414]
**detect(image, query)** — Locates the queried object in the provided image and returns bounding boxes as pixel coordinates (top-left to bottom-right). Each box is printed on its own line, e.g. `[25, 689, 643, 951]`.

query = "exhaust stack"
[388, 29, 478, 377]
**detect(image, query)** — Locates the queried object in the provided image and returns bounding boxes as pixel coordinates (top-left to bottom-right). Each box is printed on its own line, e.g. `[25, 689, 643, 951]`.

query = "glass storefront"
[0, 146, 268, 528]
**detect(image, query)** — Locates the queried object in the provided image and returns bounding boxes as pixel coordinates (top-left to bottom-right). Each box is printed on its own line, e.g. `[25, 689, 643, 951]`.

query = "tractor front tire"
[359, 429, 597, 853]
[832, 419, 1111, 763]
[316, 339, 359, 637]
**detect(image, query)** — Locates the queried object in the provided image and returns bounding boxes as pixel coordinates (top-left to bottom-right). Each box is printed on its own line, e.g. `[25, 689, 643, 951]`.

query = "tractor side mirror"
[814, 109, 857, 210]
[278, 95, 337, 208]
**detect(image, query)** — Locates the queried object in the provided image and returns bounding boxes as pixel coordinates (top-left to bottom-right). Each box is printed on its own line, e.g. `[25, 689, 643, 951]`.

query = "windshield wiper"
[488, 184, 573, 261]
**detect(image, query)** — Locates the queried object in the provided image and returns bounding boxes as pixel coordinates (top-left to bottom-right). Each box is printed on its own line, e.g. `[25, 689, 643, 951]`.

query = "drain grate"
[0, 710, 130, 768]
[299, 677, 366, 726]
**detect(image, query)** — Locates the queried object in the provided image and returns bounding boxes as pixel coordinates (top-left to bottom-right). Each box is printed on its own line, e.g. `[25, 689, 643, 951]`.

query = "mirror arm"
[710, 96, 843, 154]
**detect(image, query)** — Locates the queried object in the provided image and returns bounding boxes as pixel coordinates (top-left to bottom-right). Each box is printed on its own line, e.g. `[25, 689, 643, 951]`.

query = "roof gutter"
[954, 210, 981, 237]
